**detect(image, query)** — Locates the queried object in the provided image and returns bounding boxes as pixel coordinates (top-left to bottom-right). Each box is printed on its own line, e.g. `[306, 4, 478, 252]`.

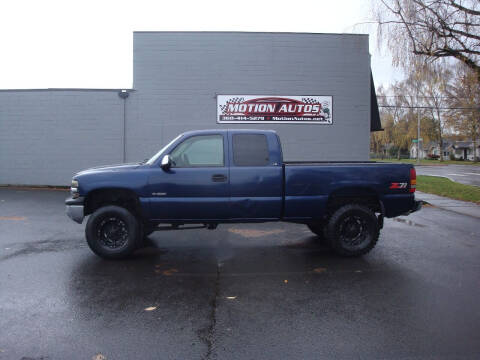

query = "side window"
[170, 135, 224, 167]
[233, 134, 269, 166]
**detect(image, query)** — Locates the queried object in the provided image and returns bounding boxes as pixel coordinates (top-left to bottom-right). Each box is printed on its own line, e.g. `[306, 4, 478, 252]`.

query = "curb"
[0, 185, 69, 191]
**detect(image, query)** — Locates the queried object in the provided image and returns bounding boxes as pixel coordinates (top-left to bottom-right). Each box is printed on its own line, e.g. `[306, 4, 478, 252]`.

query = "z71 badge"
[389, 182, 408, 189]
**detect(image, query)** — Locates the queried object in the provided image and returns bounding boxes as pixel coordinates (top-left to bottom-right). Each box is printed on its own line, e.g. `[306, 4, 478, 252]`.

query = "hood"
[75, 162, 141, 177]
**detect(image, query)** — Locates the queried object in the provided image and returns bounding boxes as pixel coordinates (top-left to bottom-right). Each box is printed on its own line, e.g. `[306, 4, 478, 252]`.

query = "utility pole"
[416, 90, 421, 165]
[417, 110, 420, 165]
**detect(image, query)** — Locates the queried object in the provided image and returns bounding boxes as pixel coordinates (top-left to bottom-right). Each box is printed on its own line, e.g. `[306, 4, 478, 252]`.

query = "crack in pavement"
[198, 261, 221, 360]
[0, 237, 85, 261]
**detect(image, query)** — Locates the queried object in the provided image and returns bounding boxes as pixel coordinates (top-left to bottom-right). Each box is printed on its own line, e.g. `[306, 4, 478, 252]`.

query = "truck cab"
[147, 129, 283, 221]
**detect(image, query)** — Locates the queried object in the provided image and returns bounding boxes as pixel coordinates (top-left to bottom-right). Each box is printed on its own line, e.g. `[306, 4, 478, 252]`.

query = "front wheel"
[85, 205, 140, 259]
[326, 204, 379, 257]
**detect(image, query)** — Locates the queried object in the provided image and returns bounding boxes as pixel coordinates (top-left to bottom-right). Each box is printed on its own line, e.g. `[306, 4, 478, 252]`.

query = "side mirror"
[161, 154, 172, 171]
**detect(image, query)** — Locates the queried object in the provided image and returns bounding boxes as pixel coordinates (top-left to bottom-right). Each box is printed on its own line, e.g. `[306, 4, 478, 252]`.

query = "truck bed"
[285, 161, 386, 165]
[282, 162, 415, 219]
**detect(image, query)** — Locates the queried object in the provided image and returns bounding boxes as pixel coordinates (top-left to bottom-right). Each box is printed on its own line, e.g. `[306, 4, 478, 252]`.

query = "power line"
[379, 105, 480, 110]
[377, 95, 464, 100]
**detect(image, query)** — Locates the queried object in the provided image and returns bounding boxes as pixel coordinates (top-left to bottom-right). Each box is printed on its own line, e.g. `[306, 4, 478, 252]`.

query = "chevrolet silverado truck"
[66, 129, 421, 259]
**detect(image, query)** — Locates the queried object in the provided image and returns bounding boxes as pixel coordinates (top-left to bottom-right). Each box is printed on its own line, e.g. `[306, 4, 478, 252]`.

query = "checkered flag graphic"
[221, 97, 245, 114]
[302, 97, 319, 105]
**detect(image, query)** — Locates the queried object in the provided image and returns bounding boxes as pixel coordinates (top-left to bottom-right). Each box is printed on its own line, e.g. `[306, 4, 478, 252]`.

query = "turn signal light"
[410, 168, 416, 193]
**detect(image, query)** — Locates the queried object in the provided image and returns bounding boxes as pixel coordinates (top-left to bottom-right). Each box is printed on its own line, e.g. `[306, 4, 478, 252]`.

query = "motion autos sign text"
[217, 95, 333, 124]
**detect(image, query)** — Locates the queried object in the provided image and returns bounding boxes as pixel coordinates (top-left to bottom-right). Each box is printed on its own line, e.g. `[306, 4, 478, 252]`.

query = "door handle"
[211, 174, 227, 182]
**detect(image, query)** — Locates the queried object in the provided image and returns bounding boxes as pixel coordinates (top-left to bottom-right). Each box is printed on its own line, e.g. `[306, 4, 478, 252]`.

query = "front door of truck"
[148, 133, 230, 221]
[228, 132, 283, 220]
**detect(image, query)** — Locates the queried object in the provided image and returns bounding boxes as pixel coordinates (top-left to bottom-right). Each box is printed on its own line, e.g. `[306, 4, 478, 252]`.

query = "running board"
[150, 223, 218, 232]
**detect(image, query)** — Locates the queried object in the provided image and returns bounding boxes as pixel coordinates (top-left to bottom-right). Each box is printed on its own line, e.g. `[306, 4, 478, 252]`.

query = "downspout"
[118, 90, 129, 163]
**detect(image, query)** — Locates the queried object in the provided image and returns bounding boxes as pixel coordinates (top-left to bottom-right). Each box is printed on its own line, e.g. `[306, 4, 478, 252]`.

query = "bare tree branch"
[449, 0, 480, 16]
[375, 0, 480, 79]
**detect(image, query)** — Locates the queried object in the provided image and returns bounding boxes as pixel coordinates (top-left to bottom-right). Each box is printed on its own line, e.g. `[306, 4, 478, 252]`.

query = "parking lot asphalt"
[1, 188, 480, 360]
[415, 164, 480, 186]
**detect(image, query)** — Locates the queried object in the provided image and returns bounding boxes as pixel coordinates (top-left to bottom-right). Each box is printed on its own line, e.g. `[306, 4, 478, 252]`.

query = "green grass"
[417, 175, 480, 204]
[371, 158, 480, 166]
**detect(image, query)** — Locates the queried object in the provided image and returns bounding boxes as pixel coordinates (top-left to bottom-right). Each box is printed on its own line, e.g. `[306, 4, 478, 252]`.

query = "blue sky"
[0, 0, 402, 89]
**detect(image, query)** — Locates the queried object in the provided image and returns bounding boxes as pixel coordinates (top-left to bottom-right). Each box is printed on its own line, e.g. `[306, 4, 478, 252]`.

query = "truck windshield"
[145, 134, 183, 165]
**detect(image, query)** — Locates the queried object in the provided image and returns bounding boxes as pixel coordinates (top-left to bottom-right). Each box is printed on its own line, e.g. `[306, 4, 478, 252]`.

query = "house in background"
[410, 140, 479, 160]
[448, 141, 480, 160]
[410, 142, 429, 159]
[409, 141, 452, 159]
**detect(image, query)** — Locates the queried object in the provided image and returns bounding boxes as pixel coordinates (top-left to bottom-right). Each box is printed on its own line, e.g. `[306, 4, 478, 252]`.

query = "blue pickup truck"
[66, 129, 421, 259]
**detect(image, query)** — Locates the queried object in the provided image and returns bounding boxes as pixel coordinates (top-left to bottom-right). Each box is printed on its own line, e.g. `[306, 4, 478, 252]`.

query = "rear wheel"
[85, 205, 140, 259]
[326, 204, 379, 257]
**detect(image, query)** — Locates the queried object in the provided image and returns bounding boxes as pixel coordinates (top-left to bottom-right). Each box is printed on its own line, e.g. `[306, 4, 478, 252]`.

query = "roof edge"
[0, 88, 135, 92]
[133, 31, 369, 37]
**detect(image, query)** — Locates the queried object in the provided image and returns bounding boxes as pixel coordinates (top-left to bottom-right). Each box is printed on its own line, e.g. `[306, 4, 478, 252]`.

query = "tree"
[375, 63, 450, 160]
[375, 0, 480, 80]
[391, 82, 416, 159]
[371, 86, 393, 157]
[416, 62, 453, 161]
[418, 115, 438, 144]
[377, 82, 417, 159]
[446, 63, 480, 161]
[371, 111, 394, 158]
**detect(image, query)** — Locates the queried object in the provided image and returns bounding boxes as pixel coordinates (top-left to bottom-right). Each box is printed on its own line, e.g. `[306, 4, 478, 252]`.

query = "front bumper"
[65, 196, 85, 224]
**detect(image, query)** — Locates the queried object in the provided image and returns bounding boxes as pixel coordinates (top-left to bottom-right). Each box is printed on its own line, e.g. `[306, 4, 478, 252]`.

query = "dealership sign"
[217, 95, 332, 124]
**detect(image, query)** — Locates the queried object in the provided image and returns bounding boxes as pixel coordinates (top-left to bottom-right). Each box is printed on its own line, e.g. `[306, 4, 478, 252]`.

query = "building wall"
[0, 90, 125, 185]
[130, 32, 371, 162]
[0, 32, 372, 186]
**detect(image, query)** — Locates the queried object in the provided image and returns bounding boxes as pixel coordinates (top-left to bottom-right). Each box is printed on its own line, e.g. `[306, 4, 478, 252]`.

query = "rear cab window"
[232, 134, 270, 166]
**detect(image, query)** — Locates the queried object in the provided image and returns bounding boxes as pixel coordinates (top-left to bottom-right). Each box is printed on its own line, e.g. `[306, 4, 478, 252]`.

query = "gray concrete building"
[0, 32, 380, 186]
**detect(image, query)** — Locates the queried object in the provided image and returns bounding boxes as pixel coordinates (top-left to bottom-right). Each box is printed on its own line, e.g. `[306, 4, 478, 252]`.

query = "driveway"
[1, 188, 480, 359]
[415, 164, 480, 186]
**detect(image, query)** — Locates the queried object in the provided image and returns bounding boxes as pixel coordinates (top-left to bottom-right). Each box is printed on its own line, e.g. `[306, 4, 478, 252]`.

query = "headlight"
[71, 179, 79, 198]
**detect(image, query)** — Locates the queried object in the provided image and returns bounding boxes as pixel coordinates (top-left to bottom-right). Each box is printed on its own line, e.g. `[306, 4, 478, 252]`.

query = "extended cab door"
[228, 131, 283, 220]
[147, 133, 230, 221]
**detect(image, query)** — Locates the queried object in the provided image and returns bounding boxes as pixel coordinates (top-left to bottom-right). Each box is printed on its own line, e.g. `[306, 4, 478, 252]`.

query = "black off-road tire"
[326, 204, 379, 257]
[86, 205, 140, 259]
